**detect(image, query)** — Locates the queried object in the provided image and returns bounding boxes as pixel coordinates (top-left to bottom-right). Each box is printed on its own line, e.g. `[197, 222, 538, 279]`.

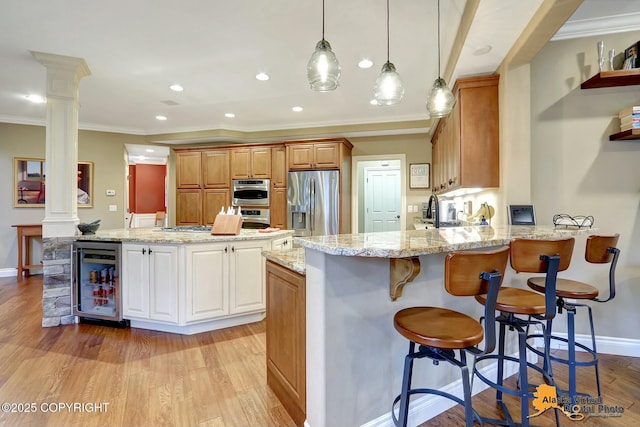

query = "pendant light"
[426, 0, 455, 117]
[307, 0, 341, 91]
[374, 0, 404, 105]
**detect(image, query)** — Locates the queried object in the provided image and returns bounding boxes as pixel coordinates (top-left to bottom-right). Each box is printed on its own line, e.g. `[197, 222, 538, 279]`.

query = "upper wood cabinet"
[286, 139, 350, 170]
[176, 152, 202, 188]
[230, 147, 272, 179]
[176, 189, 202, 225]
[203, 149, 230, 188]
[430, 74, 499, 195]
[271, 146, 287, 188]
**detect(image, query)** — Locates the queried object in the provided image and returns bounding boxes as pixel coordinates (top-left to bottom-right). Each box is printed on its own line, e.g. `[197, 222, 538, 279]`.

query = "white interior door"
[364, 167, 401, 232]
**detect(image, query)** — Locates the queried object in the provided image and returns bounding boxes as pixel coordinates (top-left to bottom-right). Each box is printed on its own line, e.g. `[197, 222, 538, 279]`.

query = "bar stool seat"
[528, 277, 599, 299]
[391, 246, 510, 427]
[395, 307, 484, 350]
[476, 287, 547, 315]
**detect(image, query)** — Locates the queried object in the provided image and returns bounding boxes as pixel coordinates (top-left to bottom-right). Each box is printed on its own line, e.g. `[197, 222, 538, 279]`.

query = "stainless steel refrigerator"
[287, 170, 339, 237]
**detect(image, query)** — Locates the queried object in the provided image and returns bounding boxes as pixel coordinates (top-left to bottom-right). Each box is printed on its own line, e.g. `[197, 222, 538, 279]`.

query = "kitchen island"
[294, 225, 595, 427]
[77, 228, 293, 334]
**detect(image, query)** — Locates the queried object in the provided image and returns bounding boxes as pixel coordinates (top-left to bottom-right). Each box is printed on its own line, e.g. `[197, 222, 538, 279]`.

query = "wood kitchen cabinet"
[203, 149, 230, 188]
[230, 146, 271, 179]
[176, 149, 231, 225]
[430, 74, 499, 194]
[286, 141, 342, 170]
[122, 243, 179, 323]
[270, 187, 287, 229]
[271, 146, 287, 187]
[266, 260, 306, 426]
[176, 152, 202, 188]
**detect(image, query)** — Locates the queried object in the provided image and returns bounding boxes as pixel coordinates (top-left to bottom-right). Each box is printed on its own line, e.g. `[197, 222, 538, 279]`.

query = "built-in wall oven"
[232, 179, 270, 206]
[240, 208, 270, 229]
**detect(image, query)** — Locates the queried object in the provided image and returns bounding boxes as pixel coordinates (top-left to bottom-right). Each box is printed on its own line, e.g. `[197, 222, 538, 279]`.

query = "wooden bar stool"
[526, 234, 620, 405]
[473, 237, 575, 427]
[392, 246, 509, 427]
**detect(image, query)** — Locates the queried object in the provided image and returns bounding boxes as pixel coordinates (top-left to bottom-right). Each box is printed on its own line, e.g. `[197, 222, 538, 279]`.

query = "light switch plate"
[106, 189, 116, 196]
[108, 205, 117, 212]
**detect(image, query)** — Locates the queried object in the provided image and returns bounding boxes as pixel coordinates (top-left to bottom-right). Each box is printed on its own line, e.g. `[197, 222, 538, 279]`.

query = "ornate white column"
[32, 52, 91, 238]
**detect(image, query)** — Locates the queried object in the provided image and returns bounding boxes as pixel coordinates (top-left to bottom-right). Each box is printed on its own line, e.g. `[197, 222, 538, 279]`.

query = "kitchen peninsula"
[77, 227, 292, 335]
[289, 225, 594, 427]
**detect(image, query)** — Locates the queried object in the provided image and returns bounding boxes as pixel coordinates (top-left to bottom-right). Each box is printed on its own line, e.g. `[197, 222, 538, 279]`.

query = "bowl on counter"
[77, 220, 100, 235]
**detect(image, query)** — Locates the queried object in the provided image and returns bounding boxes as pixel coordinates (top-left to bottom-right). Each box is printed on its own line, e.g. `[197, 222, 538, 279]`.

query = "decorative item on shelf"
[77, 220, 101, 235]
[597, 40, 605, 72]
[622, 41, 639, 70]
[373, 0, 404, 106]
[609, 49, 616, 71]
[426, 0, 455, 118]
[618, 105, 640, 132]
[553, 214, 594, 229]
[307, 0, 341, 91]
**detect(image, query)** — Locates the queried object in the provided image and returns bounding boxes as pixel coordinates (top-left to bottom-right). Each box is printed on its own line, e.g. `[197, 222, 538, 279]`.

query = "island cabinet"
[430, 74, 499, 194]
[230, 146, 271, 179]
[122, 243, 179, 322]
[184, 239, 269, 322]
[266, 260, 306, 426]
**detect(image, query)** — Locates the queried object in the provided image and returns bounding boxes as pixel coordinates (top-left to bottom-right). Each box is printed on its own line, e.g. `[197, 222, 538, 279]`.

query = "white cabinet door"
[271, 236, 292, 251]
[148, 245, 179, 323]
[122, 243, 150, 318]
[229, 240, 269, 314]
[185, 243, 229, 322]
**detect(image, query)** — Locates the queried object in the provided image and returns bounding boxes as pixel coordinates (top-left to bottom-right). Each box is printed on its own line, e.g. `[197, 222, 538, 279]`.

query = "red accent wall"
[129, 164, 166, 213]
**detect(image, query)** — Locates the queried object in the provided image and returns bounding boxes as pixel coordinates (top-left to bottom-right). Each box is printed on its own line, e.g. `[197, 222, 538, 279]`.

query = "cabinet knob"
[448, 179, 454, 185]
[142, 248, 146, 255]
[149, 248, 153, 254]
[224, 246, 228, 253]
[231, 246, 235, 253]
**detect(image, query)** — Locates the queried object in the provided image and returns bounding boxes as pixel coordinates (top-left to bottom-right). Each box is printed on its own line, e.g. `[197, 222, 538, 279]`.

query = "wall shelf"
[609, 129, 640, 141]
[581, 69, 640, 89]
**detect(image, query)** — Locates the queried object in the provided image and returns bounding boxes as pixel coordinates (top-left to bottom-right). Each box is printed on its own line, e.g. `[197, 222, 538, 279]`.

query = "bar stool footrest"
[525, 333, 598, 368]
[474, 354, 554, 399]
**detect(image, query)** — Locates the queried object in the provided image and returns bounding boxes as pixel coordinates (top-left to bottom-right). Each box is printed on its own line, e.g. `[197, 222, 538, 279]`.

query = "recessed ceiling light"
[225, 113, 235, 118]
[292, 106, 303, 112]
[256, 72, 270, 81]
[370, 99, 378, 105]
[25, 94, 46, 104]
[155, 115, 167, 121]
[145, 148, 155, 153]
[358, 59, 373, 69]
[473, 45, 492, 56]
[169, 84, 184, 92]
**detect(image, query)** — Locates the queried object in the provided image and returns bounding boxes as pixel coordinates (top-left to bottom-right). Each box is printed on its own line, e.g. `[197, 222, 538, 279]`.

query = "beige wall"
[530, 32, 640, 341]
[0, 123, 145, 272]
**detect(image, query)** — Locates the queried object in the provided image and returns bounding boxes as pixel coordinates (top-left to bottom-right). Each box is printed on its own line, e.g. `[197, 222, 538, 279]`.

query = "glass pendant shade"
[307, 39, 341, 91]
[374, 62, 404, 106]
[426, 77, 455, 118]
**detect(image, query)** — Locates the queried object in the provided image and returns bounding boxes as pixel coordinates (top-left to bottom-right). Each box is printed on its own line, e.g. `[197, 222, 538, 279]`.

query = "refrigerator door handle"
[310, 178, 315, 233]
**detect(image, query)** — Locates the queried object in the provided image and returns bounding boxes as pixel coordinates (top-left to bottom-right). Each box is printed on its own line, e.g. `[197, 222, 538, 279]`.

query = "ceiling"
[0, 0, 638, 141]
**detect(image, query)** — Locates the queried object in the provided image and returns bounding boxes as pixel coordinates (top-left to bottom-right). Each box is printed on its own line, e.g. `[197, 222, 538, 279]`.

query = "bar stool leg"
[517, 327, 531, 427]
[586, 305, 602, 397]
[495, 321, 507, 404]
[459, 352, 475, 427]
[567, 307, 578, 404]
[397, 341, 415, 427]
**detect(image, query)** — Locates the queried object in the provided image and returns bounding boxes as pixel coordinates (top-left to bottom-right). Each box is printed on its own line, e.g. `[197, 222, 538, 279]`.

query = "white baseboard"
[360, 354, 521, 427]
[0, 268, 17, 278]
[551, 333, 640, 358]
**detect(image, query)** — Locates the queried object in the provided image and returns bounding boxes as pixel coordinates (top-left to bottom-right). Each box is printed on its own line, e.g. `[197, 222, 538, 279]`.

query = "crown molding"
[552, 12, 640, 40]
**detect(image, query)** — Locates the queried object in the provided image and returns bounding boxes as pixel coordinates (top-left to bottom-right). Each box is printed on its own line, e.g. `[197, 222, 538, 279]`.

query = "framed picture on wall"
[409, 163, 430, 189]
[14, 158, 94, 208]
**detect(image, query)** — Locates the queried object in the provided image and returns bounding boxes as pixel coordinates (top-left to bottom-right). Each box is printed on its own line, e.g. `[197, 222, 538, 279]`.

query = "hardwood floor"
[0, 275, 295, 427]
[1, 275, 638, 427]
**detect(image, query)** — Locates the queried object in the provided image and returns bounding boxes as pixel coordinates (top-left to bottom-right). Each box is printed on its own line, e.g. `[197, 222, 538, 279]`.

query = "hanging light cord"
[386, 0, 390, 62]
[437, 0, 441, 78]
[322, 0, 326, 40]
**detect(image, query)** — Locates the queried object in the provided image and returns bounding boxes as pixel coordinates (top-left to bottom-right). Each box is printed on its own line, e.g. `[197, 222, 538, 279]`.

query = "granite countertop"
[295, 225, 595, 258]
[263, 247, 306, 275]
[76, 228, 293, 244]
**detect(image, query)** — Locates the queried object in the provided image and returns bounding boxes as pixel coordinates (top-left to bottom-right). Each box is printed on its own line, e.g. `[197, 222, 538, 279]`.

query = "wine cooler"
[73, 241, 128, 326]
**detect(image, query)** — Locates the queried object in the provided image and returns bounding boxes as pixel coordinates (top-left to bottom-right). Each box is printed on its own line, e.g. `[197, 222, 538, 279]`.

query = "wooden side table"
[11, 224, 43, 278]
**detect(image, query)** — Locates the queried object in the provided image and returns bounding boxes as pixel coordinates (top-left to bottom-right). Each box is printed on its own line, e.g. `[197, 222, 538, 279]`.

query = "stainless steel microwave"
[232, 179, 270, 206]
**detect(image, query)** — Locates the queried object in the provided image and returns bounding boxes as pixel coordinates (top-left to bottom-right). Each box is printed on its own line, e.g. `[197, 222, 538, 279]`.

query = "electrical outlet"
[464, 201, 473, 215]
[108, 205, 117, 212]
